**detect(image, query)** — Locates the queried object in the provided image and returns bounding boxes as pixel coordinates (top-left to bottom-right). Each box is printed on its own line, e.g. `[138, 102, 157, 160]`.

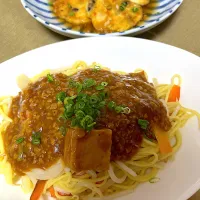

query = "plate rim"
[1, 36, 199, 66]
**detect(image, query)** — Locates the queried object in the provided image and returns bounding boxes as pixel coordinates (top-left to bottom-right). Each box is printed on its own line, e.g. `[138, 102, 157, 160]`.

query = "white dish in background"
[0, 37, 200, 200]
[20, 0, 183, 38]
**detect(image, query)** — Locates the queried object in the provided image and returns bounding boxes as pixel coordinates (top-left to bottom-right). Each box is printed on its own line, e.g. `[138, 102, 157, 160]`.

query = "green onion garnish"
[32, 139, 41, 145]
[96, 85, 105, 90]
[68, 3, 72, 8]
[76, 82, 83, 93]
[69, 11, 75, 16]
[122, 107, 131, 114]
[132, 7, 139, 12]
[47, 74, 54, 83]
[31, 131, 41, 145]
[138, 119, 149, 130]
[16, 137, 24, 144]
[83, 78, 96, 89]
[120, 2, 128, 11]
[56, 92, 67, 102]
[90, 95, 99, 104]
[93, 66, 101, 72]
[115, 106, 124, 113]
[101, 82, 108, 86]
[108, 101, 116, 110]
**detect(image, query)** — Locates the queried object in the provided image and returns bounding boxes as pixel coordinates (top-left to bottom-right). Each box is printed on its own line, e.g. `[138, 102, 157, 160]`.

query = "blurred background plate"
[20, 0, 183, 38]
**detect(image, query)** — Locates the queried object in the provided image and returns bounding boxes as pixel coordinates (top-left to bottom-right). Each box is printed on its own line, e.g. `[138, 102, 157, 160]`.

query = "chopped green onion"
[16, 137, 24, 144]
[132, 7, 139, 12]
[76, 82, 83, 93]
[96, 85, 105, 90]
[68, 3, 72, 8]
[149, 177, 160, 183]
[122, 107, 131, 114]
[75, 110, 85, 119]
[65, 104, 74, 114]
[93, 66, 101, 72]
[138, 119, 149, 130]
[59, 126, 67, 136]
[98, 101, 106, 108]
[115, 106, 124, 113]
[69, 11, 75, 16]
[80, 115, 95, 131]
[90, 95, 99, 104]
[101, 82, 108, 86]
[120, 1, 128, 11]
[47, 74, 54, 83]
[83, 78, 96, 89]
[32, 139, 41, 145]
[31, 131, 41, 145]
[99, 91, 108, 100]
[108, 101, 116, 110]
[75, 101, 85, 110]
[56, 92, 67, 102]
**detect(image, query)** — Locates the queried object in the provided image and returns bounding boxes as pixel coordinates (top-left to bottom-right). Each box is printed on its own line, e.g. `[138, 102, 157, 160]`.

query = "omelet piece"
[90, 0, 143, 33]
[130, 0, 150, 6]
[53, 0, 91, 25]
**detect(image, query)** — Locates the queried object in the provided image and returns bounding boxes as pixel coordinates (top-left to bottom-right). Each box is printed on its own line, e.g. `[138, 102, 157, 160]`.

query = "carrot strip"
[57, 191, 72, 196]
[168, 85, 180, 102]
[154, 126, 172, 154]
[48, 186, 56, 198]
[30, 180, 47, 200]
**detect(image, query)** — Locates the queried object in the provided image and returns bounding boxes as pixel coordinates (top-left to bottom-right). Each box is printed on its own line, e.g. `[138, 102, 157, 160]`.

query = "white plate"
[0, 37, 200, 200]
[20, 0, 183, 38]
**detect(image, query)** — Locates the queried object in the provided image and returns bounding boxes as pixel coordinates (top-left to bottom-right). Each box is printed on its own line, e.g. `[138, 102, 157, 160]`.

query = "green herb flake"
[47, 73, 54, 83]
[93, 66, 101, 72]
[138, 119, 149, 130]
[69, 11, 75, 16]
[132, 7, 139, 12]
[108, 101, 116, 110]
[32, 131, 41, 145]
[76, 83, 82, 93]
[83, 78, 96, 89]
[67, 3, 72, 9]
[119, 1, 128, 11]
[16, 137, 25, 144]
[115, 106, 124, 113]
[122, 107, 131, 114]
[100, 82, 108, 86]
[90, 95, 99, 104]
[56, 92, 67, 102]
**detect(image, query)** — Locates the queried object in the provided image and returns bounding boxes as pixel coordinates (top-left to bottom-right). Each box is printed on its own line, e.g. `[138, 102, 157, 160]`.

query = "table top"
[0, 0, 200, 199]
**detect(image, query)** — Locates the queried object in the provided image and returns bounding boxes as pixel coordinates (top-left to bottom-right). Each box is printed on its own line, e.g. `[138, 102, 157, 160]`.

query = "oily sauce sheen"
[3, 69, 171, 175]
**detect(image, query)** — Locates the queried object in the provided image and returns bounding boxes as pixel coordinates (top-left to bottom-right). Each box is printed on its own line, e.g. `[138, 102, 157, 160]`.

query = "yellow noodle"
[0, 62, 199, 199]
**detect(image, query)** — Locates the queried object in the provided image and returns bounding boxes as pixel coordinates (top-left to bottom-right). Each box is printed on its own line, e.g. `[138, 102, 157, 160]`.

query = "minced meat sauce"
[3, 69, 171, 175]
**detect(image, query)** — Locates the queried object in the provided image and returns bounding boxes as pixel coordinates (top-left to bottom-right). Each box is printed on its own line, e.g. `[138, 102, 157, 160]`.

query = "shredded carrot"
[96, 180, 103, 184]
[154, 126, 172, 154]
[30, 180, 47, 200]
[48, 186, 56, 198]
[58, 191, 72, 196]
[168, 85, 180, 102]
